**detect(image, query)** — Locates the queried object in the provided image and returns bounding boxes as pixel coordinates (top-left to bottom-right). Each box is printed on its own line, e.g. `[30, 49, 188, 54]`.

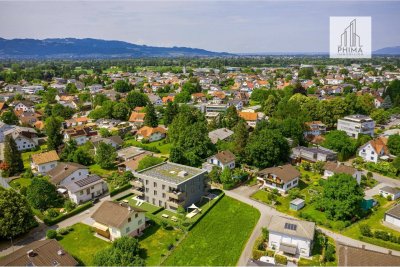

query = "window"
[80, 191, 83, 195]
[371, 156, 374, 160]
[154, 190, 157, 196]
[71, 177, 75, 181]
[145, 188, 149, 193]
[91, 186, 94, 189]
[79, 172, 81, 176]
[159, 200, 163, 206]
[162, 185, 165, 190]
[154, 182, 157, 187]
[146, 180, 149, 185]
[371, 151, 375, 154]
[128, 218, 131, 222]
[135, 213, 138, 218]
[138, 219, 143, 225]
[162, 193, 166, 198]
[293, 179, 298, 185]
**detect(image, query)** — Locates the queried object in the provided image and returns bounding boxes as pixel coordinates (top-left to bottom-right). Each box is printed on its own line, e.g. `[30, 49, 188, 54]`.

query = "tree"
[112, 102, 129, 120]
[2, 135, 23, 176]
[51, 104, 75, 119]
[93, 236, 145, 266]
[126, 91, 148, 109]
[107, 171, 134, 188]
[298, 67, 314, 79]
[370, 109, 390, 125]
[208, 166, 221, 183]
[65, 83, 78, 94]
[163, 101, 178, 126]
[385, 80, 400, 107]
[174, 91, 191, 103]
[222, 106, 239, 129]
[245, 129, 289, 169]
[0, 187, 37, 238]
[72, 147, 93, 166]
[250, 89, 269, 102]
[322, 130, 356, 161]
[220, 167, 233, 187]
[381, 96, 393, 109]
[392, 157, 400, 176]
[0, 110, 19, 125]
[388, 134, 400, 156]
[262, 94, 279, 117]
[144, 102, 158, 127]
[113, 79, 131, 93]
[95, 142, 117, 169]
[26, 178, 63, 212]
[232, 119, 249, 162]
[60, 140, 78, 162]
[317, 173, 364, 221]
[45, 116, 63, 150]
[137, 156, 164, 171]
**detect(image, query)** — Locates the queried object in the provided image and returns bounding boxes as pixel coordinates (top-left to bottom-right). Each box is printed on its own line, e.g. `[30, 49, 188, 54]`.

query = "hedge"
[274, 254, 288, 265]
[110, 183, 132, 197]
[43, 202, 93, 226]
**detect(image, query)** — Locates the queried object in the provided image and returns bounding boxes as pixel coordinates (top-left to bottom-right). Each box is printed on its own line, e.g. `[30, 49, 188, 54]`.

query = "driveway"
[365, 182, 388, 198]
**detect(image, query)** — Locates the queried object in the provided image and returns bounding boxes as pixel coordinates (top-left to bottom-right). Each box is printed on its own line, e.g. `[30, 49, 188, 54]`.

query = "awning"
[280, 243, 297, 255]
[188, 204, 199, 210]
[93, 222, 108, 232]
[57, 188, 67, 194]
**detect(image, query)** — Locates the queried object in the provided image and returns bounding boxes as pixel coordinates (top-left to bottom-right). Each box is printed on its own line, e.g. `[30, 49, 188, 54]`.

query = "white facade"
[385, 214, 400, 228]
[108, 212, 146, 241]
[337, 115, 375, 138]
[257, 176, 299, 193]
[58, 169, 90, 187]
[380, 189, 400, 200]
[15, 135, 37, 151]
[207, 156, 235, 170]
[13, 103, 34, 112]
[68, 181, 107, 204]
[137, 132, 165, 142]
[31, 161, 58, 174]
[358, 143, 381, 163]
[64, 133, 88, 145]
[268, 231, 312, 257]
[323, 169, 362, 184]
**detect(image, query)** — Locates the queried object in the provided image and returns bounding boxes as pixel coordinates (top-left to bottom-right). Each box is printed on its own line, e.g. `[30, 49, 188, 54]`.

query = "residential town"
[1, 58, 400, 267]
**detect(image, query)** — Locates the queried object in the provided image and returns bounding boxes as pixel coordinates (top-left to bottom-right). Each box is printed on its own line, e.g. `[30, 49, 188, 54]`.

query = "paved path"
[225, 185, 400, 266]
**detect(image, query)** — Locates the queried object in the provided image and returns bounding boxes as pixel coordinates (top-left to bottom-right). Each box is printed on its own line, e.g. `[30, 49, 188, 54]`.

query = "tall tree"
[126, 91, 148, 109]
[0, 187, 37, 238]
[322, 130, 357, 161]
[3, 135, 23, 176]
[144, 102, 158, 127]
[112, 102, 129, 120]
[113, 79, 131, 93]
[164, 101, 178, 126]
[45, 116, 63, 150]
[222, 106, 239, 129]
[232, 119, 249, 162]
[95, 142, 117, 169]
[0, 110, 19, 125]
[26, 178, 63, 212]
[381, 95, 393, 110]
[388, 134, 400, 156]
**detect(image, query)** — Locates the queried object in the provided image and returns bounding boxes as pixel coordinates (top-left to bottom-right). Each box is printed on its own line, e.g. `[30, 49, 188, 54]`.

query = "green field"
[59, 223, 110, 266]
[124, 139, 172, 155]
[163, 196, 260, 266]
[88, 164, 117, 177]
[9, 178, 32, 188]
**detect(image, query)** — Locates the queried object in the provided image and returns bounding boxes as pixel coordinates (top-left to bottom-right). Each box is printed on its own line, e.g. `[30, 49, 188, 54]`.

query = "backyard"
[124, 139, 171, 155]
[58, 223, 110, 266]
[21, 144, 48, 169]
[162, 196, 260, 266]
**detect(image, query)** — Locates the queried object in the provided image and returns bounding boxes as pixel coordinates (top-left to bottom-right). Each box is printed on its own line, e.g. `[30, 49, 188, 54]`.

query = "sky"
[0, 0, 399, 53]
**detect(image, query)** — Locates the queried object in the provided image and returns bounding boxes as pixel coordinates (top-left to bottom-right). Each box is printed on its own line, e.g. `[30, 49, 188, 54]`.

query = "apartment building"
[132, 162, 207, 211]
[337, 114, 375, 138]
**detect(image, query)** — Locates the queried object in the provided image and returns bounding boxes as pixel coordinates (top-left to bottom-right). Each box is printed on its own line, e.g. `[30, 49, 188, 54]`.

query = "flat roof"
[136, 162, 205, 184]
[341, 114, 373, 122]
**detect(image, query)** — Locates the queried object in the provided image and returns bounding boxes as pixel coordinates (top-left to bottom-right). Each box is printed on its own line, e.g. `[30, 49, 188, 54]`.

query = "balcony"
[167, 190, 185, 200]
[131, 188, 144, 197]
[130, 180, 143, 188]
[167, 199, 184, 209]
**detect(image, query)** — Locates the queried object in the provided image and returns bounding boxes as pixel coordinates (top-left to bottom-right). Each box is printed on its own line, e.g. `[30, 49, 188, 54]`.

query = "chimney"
[27, 249, 35, 257]
[57, 249, 65, 256]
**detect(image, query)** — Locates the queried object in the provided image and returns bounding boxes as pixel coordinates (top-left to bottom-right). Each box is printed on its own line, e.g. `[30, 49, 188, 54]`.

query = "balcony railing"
[167, 199, 184, 209]
[131, 180, 143, 188]
[131, 188, 144, 197]
[167, 191, 185, 200]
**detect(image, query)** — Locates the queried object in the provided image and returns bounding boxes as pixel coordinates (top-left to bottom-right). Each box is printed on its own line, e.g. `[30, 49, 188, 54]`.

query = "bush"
[58, 227, 70, 235]
[324, 244, 336, 262]
[252, 249, 265, 260]
[44, 202, 93, 226]
[19, 186, 27, 196]
[46, 230, 58, 239]
[46, 209, 60, 218]
[109, 183, 132, 197]
[387, 195, 393, 201]
[64, 200, 76, 212]
[274, 254, 288, 265]
[261, 227, 269, 239]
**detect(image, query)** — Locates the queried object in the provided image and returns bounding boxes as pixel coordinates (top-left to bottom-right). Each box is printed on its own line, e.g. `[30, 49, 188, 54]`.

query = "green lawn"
[139, 224, 184, 266]
[124, 139, 171, 155]
[59, 223, 110, 266]
[121, 195, 163, 214]
[21, 145, 48, 169]
[89, 164, 117, 177]
[163, 196, 260, 266]
[9, 178, 32, 189]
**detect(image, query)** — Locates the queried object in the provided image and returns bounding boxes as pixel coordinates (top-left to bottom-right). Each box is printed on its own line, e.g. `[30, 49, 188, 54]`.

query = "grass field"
[9, 178, 32, 188]
[124, 139, 172, 155]
[139, 224, 184, 266]
[59, 223, 110, 266]
[88, 164, 117, 177]
[163, 196, 260, 266]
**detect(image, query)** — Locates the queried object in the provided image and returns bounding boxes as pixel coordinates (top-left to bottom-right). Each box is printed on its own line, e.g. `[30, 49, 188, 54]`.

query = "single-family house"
[323, 162, 362, 184]
[91, 135, 123, 150]
[203, 150, 236, 171]
[291, 146, 337, 163]
[208, 128, 234, 144]
[385, 205, 400, 228]
[47, 162, 89, 187]
[129, 112, 146, 127]
[91, 201, 146, 241]
[239, 111, 259, 127]
[65, 174, 107, 204]
[31, 150, 60, 174]
[3, 126, 39, 151]
[358, 136, 390, 163]
[380, 186, 400, 200]
[257, 164, 301, 193]
[136, 126, 166, 142]
[11, 100, 35, 112]
[304, 121, 326, 137]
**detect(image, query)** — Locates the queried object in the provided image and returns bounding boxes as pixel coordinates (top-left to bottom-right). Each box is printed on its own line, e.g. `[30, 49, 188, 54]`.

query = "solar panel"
[284, 222, 297, 231]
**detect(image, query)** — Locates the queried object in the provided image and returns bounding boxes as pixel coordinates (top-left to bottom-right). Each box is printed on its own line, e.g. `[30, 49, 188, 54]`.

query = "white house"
[304, 121, 326, 137]
[267, 216, 315, 257]
[384, 205, 400, 228]
[30, 150, 60, 174]
[136, 126, 166, 142]
[358, 136, 390, 163]
[380, 186, 400, 200]
[91, 201, 146, 241]
[65, 174, 107, 204]
[12, 101, 35, 112]
[3, 127, 39, 151]
[337, 114, 375, 138]
[323, 162, 362, 184]
[203, 150, 236, 171]
[47, 162, 89, 187]
[257, 164, 301, 193]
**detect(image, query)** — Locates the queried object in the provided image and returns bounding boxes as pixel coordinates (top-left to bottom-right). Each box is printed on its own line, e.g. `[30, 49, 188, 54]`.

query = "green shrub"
[324, 244, 336, 262]
[64, 200, 77, 212]
[359, 224, 373, 237]
[43, 202, 93, 226]
[46, 209, 60, 218]
[109, 183, 132, 197]
[252, 249, 265, 260]
[274, 254, 288, 265]
[46, 230, 57, 239]
[58, 227, 70, 235]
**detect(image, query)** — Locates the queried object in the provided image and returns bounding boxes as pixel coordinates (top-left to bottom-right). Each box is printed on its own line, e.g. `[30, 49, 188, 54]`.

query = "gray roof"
[290, 198, 305, 205]
[117, 146, 146, 159]
[136, 161, 206, 185]
[47, 162, 88, 185]
[386, 205, 400, 220]
[268, 216, 315, 240]
[380, 186, 400, 195]
[64, 174, 103, 193]
[208, 128, 234, 144]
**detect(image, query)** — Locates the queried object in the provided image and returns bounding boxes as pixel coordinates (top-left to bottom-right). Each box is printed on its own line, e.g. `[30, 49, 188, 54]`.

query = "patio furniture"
[122, 199, 129, 203]
[162, 214, 169, 218]
[171, 216, 178, 222]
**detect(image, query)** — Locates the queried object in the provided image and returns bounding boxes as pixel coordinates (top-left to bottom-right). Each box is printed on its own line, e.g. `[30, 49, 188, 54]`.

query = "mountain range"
[0, 37, 399, 58]
[0, 38, 232, 59]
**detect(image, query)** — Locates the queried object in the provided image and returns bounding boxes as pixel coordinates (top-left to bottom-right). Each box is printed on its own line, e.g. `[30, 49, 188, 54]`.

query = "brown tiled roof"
[129, 112, 146, 122]
[137, 126, 166, 138]
[31, 150, 60, 165]
[91, 201, 145, 228]
[337, 243, 400, 266]
[120, 152, 150, 171]
[369, 136, 389, 155]
[0, 239, 78, 266]
[257, 164, 300, 183]
[47, 162, 88, 185]
[162, 96, 175, 103]
[214, 150, 236, 164]
[324, 162, 357, 175]
[238, 111, 258, 121]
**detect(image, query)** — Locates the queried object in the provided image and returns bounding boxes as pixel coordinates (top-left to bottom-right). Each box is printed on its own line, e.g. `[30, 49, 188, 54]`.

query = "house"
[228, 99, 244, 111]
[148, 94, 163, 106]
[91, 201, 146, 241]
[323, 162, 362, 184]
[11, 100, 35, 112]
[205, 112, 220, 124]
[384, 204, 400, 228]
[257, 164, 301, 193]
[208, 128, 234, 144]
[133, 162, 207, 210]
[291, 146, 337, 163]
[64, 126, 96, 145]
[304, 121, 326, 137]
[47, 162, 89, 187]
[65, 174, 107, 204]
[337, 114, 375, 138]
[129, 112, 146, 127]
[0, 239, 78, 266]
[162, 95, 175, 104]
[379, 186, 400, 200]
[239, 111, 259, 127]
[337, 243, 400, 266]
[3, 126, 38, 151]
[374, 96, 384, 108]
[136, 126, 166, 142]
[267, 216, 315, 257]
[117, 146, 152, 172]
[91, 135, 123, 149]
[31, 150, 60, 174]
[290, 198, 305, 211]
[203, 150, 236, 171]
[358, 136, 390, 163]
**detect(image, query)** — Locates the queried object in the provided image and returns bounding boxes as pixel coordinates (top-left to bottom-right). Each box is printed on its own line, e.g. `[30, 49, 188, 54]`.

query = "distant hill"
[373, 46, 400, 55]
[0, 38, 233, 59]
